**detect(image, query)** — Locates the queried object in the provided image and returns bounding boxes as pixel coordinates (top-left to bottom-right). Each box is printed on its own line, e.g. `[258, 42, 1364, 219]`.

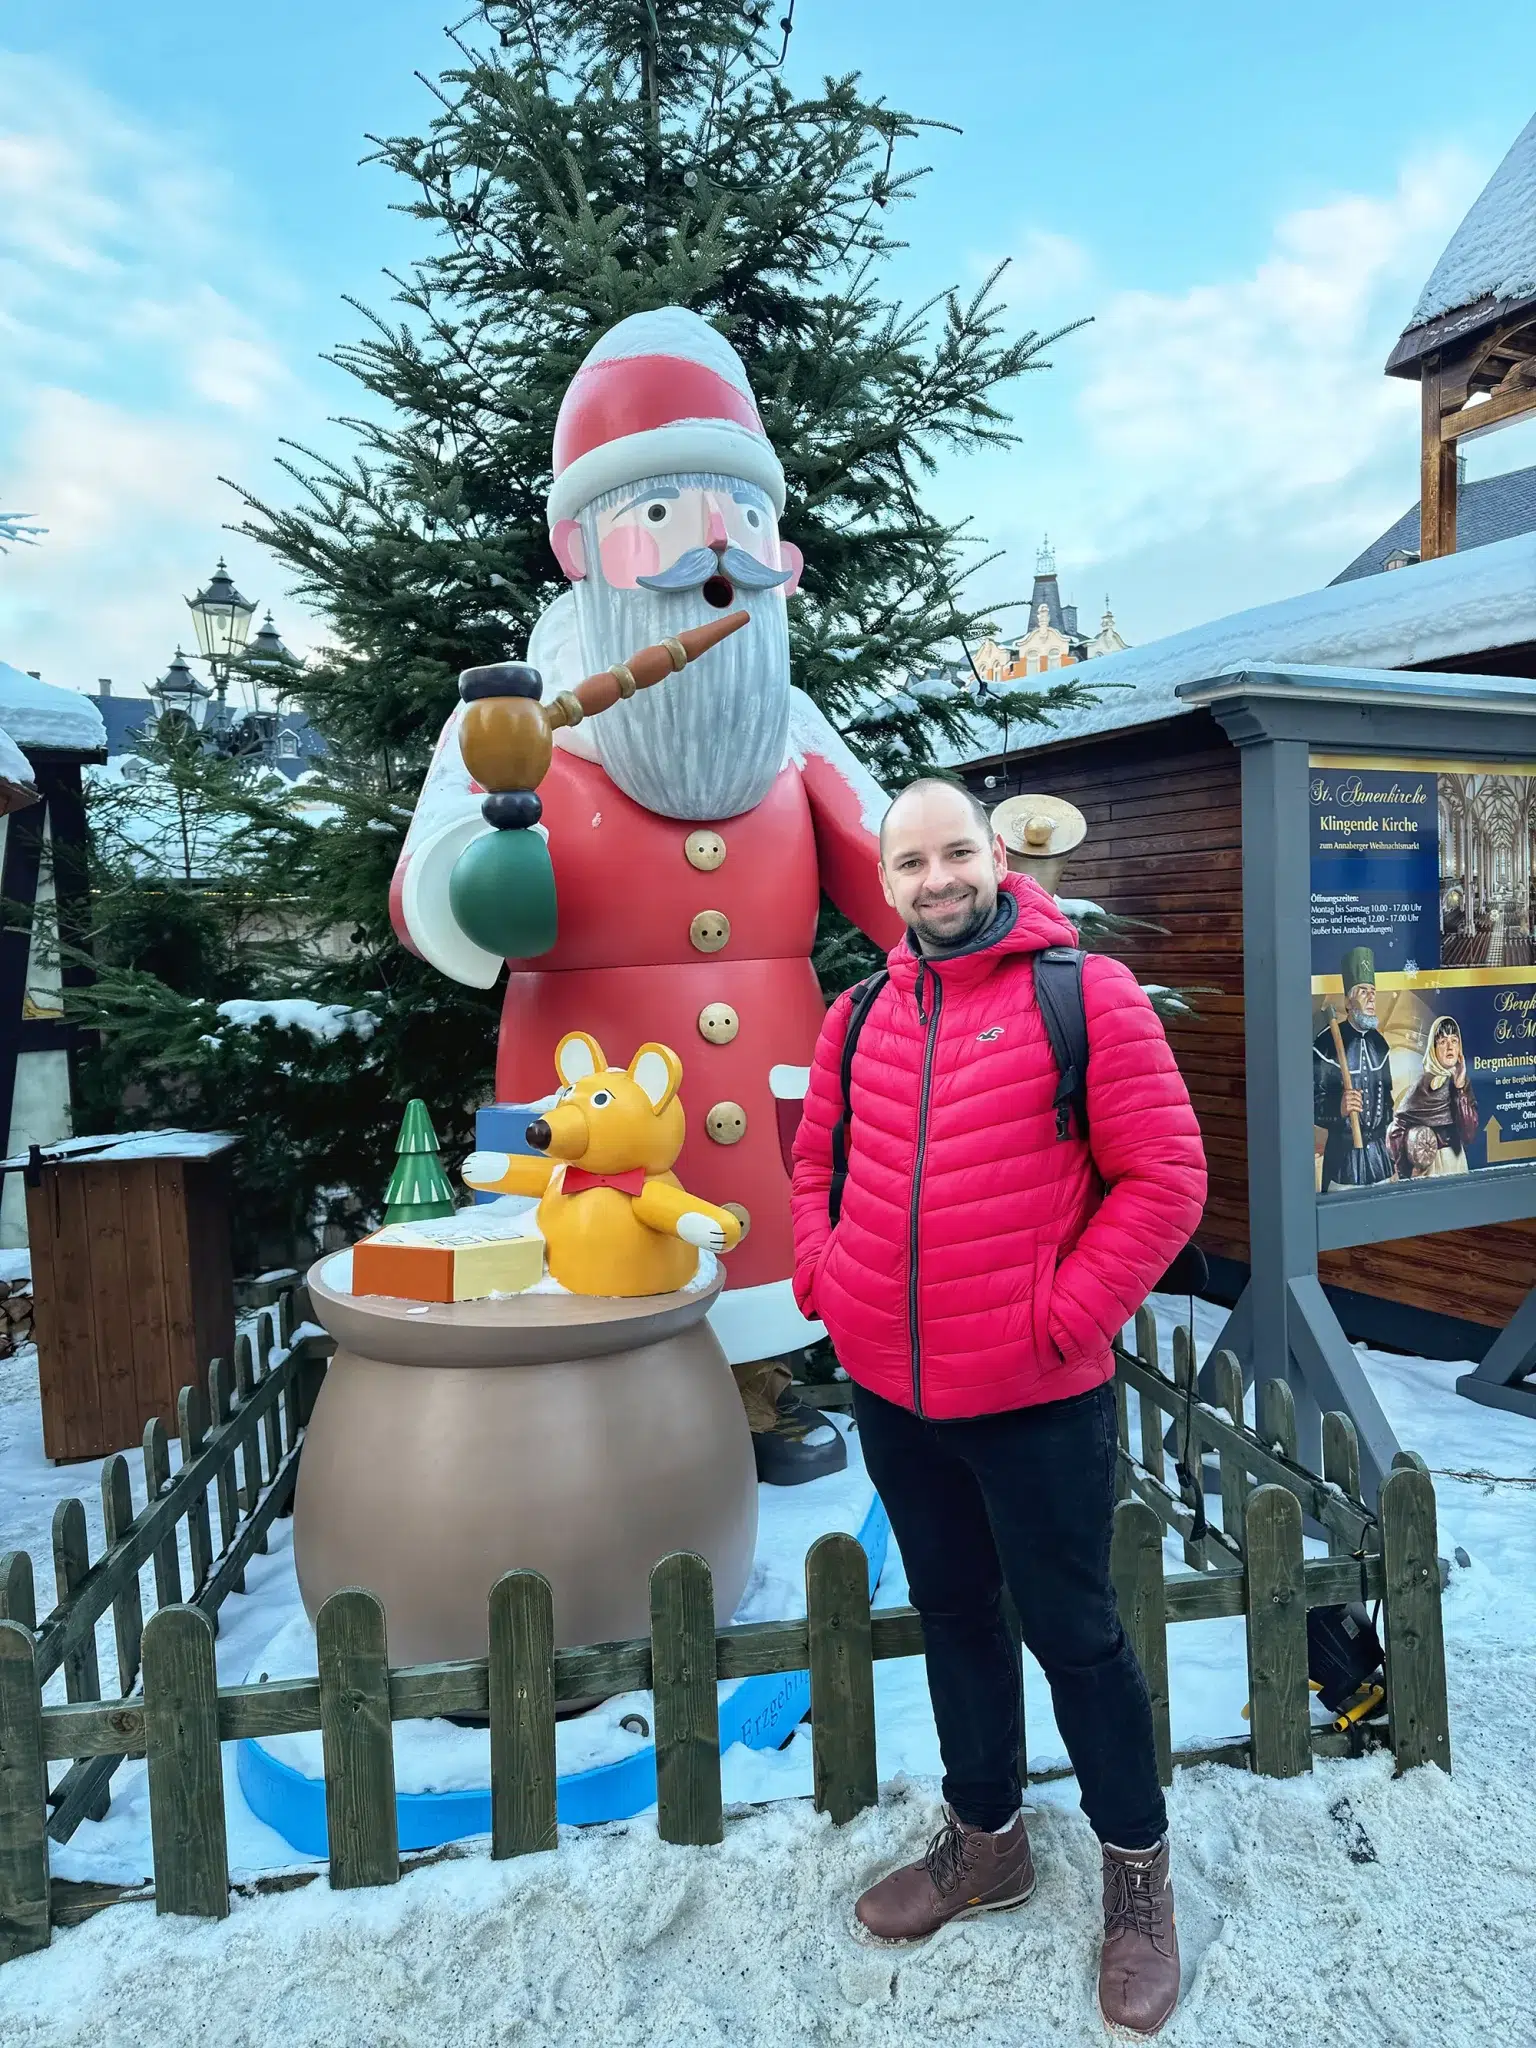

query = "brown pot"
[294, 1259, 758, 1668]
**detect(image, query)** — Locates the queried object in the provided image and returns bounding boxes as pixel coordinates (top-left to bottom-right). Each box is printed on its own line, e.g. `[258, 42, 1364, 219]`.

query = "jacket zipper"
[908, 966, 943, 1416]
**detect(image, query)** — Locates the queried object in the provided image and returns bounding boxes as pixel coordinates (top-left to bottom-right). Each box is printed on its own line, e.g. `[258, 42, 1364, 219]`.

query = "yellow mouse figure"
[461, 1032, 743, 1298]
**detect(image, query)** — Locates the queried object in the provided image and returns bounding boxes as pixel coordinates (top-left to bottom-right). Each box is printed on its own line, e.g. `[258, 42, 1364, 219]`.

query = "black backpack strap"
[829, 969, 889, 1225]
[1034, 947, 1090, 1140]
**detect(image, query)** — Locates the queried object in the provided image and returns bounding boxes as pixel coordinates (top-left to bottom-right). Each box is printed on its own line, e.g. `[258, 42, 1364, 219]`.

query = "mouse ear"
[628, 1042, 682, 1114]
[555, 1031, 605, 1086]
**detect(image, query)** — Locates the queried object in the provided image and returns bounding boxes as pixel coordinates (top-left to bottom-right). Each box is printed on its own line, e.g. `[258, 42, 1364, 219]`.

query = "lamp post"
[146, 648, 213, 730]
[185, 558, 257, 720]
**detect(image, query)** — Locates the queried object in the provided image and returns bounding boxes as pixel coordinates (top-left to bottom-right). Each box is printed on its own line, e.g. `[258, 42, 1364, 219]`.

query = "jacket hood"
[886, 872, 1078, 995]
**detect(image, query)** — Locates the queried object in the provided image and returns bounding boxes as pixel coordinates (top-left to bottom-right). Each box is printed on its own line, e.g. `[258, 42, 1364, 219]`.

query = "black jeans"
[854, 1378, 1167, 1850]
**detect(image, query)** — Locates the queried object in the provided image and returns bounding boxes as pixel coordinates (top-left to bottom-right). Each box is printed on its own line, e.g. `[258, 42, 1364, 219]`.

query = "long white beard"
[568, 569, 791, 822]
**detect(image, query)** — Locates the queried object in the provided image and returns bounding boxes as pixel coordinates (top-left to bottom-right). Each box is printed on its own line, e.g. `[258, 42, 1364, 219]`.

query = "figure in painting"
[1388, 1015, 1478, 1178]
[1313, 947, 1394, 1190]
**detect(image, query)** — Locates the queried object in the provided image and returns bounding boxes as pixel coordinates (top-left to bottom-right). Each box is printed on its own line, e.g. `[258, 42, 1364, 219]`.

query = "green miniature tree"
[383, 1099, 457, 1224]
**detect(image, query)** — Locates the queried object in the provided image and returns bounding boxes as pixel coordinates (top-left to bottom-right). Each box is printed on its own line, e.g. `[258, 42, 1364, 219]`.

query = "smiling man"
[791, 778, 1207, 2039]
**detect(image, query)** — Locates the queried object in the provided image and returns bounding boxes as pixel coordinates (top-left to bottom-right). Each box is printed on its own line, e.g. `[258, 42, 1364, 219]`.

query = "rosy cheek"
[599, 526, 661, 589]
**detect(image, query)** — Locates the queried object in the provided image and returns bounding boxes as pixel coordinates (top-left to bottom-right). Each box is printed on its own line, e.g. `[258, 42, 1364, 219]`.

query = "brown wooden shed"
[950, 531, 1536, 1362]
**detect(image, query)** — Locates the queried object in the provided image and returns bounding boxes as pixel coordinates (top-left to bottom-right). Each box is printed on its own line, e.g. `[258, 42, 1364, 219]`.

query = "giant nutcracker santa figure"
[390, 308, 901, 1481]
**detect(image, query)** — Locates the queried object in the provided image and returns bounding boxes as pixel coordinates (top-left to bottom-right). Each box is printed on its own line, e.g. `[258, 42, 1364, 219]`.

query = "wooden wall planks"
[27, 1151, 238, 1462]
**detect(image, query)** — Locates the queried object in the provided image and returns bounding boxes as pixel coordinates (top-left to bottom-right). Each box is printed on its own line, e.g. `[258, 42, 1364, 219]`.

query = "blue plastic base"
[237, 1494, 890, 1855]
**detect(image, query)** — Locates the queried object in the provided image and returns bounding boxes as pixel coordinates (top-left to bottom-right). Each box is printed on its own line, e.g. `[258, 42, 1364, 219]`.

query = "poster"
[1309, 754, 1536, 1192]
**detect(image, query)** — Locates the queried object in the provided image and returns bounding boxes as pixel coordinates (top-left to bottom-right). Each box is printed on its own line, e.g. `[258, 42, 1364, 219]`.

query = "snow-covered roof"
[0, 727, 36, 792]
[0, 662, 107, 755]
[1406, 112, 1536, 330]
[938, 527, 1536, 767]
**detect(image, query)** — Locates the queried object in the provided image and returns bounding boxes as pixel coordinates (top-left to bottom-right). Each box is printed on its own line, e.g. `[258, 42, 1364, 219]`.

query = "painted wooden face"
[553, 480, 803, 598]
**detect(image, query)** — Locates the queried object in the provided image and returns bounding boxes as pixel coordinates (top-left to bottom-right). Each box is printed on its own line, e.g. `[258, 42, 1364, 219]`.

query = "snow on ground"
[1, 1304, 1532, 2044]
[0, 1643, 1529, 2048]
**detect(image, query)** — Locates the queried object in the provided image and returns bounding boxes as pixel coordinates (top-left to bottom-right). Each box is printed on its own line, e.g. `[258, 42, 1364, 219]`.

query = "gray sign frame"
[1175, 665, 1536, 1499]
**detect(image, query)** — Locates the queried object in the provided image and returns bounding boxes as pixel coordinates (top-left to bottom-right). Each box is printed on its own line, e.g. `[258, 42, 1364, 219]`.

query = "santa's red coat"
[391, 695, 901, 1355]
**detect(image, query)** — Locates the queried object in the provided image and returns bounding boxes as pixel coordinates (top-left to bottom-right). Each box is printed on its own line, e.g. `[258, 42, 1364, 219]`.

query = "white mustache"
[636, 544, 793, 593]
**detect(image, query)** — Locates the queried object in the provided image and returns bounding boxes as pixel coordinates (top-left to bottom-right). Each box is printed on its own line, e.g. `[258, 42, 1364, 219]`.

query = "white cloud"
[979, 225, 1094, 313]
[0, 54, 321, 697]
[959, 147, 1494, 644]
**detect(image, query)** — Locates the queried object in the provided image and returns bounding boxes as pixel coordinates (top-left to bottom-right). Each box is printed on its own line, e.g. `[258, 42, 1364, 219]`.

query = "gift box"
[353, 1212, 545, 1303]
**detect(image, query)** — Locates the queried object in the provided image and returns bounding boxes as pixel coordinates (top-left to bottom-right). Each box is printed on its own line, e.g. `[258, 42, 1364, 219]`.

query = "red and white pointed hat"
[548, 307, 786, 527]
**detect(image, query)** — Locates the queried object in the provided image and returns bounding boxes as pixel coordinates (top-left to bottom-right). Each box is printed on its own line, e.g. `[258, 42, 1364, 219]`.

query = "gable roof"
[1387, 113, 1536, 373]
[938, 526, 1536, 768]
[1332, 464, 1536, 582]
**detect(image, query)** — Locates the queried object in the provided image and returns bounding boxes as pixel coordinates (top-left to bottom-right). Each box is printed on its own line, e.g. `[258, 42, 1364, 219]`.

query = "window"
[277, 731, 301, 759]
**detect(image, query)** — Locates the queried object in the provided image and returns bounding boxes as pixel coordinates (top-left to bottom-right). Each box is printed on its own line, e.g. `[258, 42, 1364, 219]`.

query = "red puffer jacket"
[790, 874, 1207, 1419]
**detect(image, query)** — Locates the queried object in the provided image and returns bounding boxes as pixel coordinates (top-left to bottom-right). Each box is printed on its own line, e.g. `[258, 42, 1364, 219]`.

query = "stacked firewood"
[0, 1279, 35, 1358]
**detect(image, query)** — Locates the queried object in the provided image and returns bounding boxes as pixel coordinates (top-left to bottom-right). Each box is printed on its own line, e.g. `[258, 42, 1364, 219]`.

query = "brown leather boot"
[853, 1808, 1035, 1945]
[1097, 1838, 1179, 2039]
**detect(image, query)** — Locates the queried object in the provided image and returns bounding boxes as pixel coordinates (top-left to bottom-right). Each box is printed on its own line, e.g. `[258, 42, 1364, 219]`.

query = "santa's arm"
[788, 689, 904, 950]
[388, 700, 504, 988]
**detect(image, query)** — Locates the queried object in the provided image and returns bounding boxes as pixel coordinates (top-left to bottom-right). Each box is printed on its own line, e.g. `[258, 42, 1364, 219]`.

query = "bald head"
[878, 778, 994, 858]
[878, 777, 1007, 953]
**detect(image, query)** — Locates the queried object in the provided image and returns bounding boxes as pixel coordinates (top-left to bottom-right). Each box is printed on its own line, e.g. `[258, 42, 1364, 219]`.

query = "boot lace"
[1104, 1857, 1171, 1955]
[922, 1817, 974, 1896]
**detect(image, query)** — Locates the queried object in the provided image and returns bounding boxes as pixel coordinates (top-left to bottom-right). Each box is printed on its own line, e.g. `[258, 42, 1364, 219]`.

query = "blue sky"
[1, 1, 1533, 696]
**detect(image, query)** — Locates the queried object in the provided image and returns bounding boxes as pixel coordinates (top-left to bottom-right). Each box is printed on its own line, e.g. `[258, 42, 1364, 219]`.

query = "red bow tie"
[561, 1165, 648, 1197]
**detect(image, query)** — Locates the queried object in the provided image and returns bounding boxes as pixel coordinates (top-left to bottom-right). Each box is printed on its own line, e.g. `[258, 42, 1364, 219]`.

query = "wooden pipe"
[458, 610, 749, 807]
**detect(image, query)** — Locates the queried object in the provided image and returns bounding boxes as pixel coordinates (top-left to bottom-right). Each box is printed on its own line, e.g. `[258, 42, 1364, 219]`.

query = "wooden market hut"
[946, 531, 1536, 1363]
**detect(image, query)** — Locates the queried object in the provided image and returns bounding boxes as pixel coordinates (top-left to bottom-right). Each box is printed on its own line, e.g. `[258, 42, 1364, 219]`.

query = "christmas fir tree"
[383, 1100, 457, 1224]
[67, 0, 1114, 1261]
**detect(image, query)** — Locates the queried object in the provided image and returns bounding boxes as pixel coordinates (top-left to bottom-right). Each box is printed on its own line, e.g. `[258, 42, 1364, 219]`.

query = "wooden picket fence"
[0, 1299, 1450, 1965]
[0, 1290, 325, 1895]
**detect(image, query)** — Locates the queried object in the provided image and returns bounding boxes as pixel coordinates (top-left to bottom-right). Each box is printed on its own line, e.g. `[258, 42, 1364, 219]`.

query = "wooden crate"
[20, 1135, 239, 1462]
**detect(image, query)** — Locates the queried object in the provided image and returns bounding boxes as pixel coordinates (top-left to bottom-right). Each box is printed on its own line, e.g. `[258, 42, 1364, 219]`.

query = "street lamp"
[185, 557, 257, 714]
[147, 648, 213, 730]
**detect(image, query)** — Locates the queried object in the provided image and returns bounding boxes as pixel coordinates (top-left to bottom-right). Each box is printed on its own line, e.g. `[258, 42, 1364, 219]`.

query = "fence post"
[278, 1293, 303, 1453]
[1134, 1307, 1166, 1487]
[1211, 1350, 1248, 1553]
[1257, 1379, 1298, 1464]
[177, 1385, 215, 1604]
[207, 1358, 243, 1595]
[806, 1534, 877, 1825]
[317, 1588, 400, 1890]
[650, 1553, 722, 1846]
[52, 1499, 108, 1822]
[233, 1336, 268, 1556]
[1110, 1500, 1171, 1787]
[1380, 1465, 1451, 1775]
[142, 1606, 228, 1919]
[0, 1621, 50, 1963]
[256, 1313, 284, 1481]
[489, 1571, 556, 1859]
[100, 1454, 144, 1696]
[1243, 1486, 1310, 1779]
[141, 1418, 183, 1609]
[1172, 1324, 1206, 1570]
[1322, 1412, 1361, 1558]
[0, 1551, 36, 1628]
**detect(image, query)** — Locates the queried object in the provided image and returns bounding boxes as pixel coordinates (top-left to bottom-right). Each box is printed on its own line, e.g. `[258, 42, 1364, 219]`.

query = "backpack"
[827, 948, 1089, 1227]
